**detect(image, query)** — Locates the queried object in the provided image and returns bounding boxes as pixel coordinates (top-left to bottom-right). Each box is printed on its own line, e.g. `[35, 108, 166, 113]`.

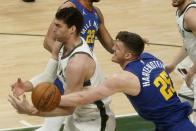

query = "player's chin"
[111, 56, 117, 63]
[172, 3, 178, 7]
[171, 2, 178, 7]
[56, 38, 63, 43]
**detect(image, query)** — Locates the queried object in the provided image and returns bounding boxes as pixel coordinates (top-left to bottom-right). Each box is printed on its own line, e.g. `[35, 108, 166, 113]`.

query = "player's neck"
[79, 0, 93, 11]
[63, 36, 81, 54]
[122, 57, 139, 69]
[178, 0, 192, 12]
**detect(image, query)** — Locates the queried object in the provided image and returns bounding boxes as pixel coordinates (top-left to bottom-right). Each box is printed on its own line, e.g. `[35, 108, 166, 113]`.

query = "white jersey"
[176, 2, 196, 63]
[57, 37, 112, 121]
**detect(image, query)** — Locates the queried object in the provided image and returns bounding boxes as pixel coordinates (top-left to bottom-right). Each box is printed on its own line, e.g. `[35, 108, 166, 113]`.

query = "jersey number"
[153, 71, 175, 101]
[86, 30, 96, 44]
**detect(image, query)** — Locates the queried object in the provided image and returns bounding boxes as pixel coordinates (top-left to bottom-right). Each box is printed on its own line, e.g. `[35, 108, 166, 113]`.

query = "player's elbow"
[43, 36, 55, 53]
[43, 38, 50, 52]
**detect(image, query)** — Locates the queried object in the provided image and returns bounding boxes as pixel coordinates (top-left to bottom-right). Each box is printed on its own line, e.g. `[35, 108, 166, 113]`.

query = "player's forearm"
[30, 58, 58, 87]
[60, 87, 107, 107]
[35, 107, 74, 117]
[171, 46, 188, 66]
[60, 92, 89, 107]
[102, 36, 114, 54]
[43, 20, 56, 53]
[97, 26, 114, 54]
[43, 37, 53, 53]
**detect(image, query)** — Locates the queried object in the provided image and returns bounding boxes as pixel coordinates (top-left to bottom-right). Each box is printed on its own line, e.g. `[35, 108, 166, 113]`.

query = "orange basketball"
[31, 82, 61, 112]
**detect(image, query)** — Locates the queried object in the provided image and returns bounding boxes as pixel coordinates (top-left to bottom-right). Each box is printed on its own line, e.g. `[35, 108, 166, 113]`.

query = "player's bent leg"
[64, 115, 115, 131]
[64, 104, 116, 131]
[193, 81, 196, 126]
[178, 82, 194, 106]
[35, 116, 65, 131]
[169, 118, 196, 131]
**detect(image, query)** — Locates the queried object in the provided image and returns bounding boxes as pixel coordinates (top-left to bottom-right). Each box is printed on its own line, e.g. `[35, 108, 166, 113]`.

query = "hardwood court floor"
[0, 0, 184, 129]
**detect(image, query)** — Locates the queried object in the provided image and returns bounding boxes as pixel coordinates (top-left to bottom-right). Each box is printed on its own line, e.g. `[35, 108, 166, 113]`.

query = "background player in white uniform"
[166, 0, 196, 125]
[9, 7, 115, 131]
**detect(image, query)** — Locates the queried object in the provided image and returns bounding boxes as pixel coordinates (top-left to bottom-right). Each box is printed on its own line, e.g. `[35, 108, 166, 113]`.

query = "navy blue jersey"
[55, 0, 100, 93]
[124, 52, 192, 128]
[70, 0, 100, 50]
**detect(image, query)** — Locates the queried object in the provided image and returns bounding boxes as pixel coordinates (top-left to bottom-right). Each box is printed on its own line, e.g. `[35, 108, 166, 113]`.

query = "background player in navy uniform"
[11, 31, 195, 131]
[44, 0, 114, 53]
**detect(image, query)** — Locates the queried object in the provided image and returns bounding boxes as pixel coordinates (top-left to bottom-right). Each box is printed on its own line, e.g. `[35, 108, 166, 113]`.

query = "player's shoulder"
[185, 7, 196, 16]
[94, 6, 104, 23]
[184, 7, 196, 24]
[94, 6, 102, 15]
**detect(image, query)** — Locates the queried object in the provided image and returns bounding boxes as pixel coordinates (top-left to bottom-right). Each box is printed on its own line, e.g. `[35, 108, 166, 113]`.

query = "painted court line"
[0, 114, 138, 131]
[19, 120, 33, 127]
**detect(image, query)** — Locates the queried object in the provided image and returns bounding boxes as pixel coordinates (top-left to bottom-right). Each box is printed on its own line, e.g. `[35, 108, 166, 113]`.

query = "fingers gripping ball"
[32, 82, 61, 112]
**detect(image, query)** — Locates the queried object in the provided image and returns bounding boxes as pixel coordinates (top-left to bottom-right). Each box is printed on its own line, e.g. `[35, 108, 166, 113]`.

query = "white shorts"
[176, 57, 196, 108]
[35, 105, 116, 131]
[64, 112, 115, 131]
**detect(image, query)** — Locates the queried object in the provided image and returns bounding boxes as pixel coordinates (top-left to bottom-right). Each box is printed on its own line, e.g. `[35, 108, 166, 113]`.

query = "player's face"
[111, 40, 128, 65]
[172, 0, 185, 7]
[53, 19, 71, 42]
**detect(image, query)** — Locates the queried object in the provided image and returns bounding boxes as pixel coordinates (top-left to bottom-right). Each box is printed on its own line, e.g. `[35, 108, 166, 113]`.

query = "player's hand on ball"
[8, 94, 38, 115]
[11, 78, 25, 97]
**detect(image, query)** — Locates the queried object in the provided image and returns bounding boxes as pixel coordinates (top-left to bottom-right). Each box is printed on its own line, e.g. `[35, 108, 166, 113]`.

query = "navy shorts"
[156, 118, 196, 131]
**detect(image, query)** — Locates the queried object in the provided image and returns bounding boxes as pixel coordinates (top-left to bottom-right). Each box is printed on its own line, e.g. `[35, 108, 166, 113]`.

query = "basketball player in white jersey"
[35, 0, 114, 130]
[9, 7, 115, 131]
[166, 0, 196, 125]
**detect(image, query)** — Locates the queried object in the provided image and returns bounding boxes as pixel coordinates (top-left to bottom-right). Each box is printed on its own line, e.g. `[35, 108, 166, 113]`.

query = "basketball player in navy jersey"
[166, 0, 196, 125]
[38, 31, 195, 131]
[44, 0, 113, 53]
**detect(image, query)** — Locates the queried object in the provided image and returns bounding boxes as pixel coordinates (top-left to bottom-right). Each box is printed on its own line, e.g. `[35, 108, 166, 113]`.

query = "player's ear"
[125, 52, 132, 60]
[70, 25, 76, 35]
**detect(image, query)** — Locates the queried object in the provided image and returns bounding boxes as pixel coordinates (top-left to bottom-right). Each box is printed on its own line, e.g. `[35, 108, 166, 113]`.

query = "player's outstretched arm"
[166, 45, 188, 73]
[8, 93, 75, 117]
[60, 71, 140, 107]
[29, 58, 58, 87]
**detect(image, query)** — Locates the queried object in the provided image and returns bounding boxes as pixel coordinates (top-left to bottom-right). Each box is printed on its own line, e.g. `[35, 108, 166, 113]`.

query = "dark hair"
[55, 7, 83, 35]
[116, 31, 144, 56]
